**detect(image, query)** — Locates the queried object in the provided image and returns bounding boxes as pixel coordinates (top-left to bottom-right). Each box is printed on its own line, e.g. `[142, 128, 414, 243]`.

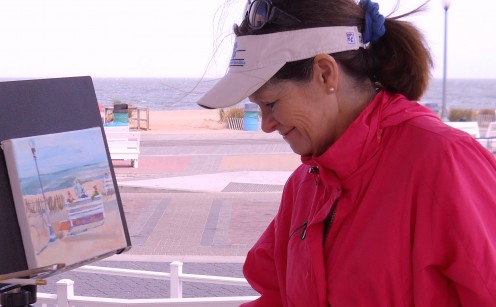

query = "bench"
[482, 122, 496, 153]
[446, 121, 496, 153]
[104, 131, 141, 168]
[445, 121, 480, 138]
[485, 122, 496, 138]
[103, 124, 130, 132]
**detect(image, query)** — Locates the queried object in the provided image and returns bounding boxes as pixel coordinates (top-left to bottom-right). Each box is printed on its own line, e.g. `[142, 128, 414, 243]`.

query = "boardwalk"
[39, 130, 300, 299]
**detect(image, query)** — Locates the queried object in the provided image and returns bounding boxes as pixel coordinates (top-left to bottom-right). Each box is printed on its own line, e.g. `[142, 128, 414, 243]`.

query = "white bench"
[482, 122, 496, 153]
[104, 131, 141, 168]
[485, 122, 496, 138]
[446, 121, 496, 153]
[445, 121, 481, 138]
[103, 124, 129, 132]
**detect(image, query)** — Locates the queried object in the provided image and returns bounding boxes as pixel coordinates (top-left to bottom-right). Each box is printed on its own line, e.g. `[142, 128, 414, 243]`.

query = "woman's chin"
[283, 132, 312, 156]
[287, 142, 312, 156]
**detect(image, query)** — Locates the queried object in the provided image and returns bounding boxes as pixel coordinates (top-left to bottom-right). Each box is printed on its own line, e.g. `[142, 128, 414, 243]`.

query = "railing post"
[56, 279, 74, 307]
[170, 261, 183, 298]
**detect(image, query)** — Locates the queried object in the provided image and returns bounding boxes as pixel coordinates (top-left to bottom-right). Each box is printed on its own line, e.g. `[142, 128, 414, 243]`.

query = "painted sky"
[8, 128, 107, 178]
[0, 0, 494, 79]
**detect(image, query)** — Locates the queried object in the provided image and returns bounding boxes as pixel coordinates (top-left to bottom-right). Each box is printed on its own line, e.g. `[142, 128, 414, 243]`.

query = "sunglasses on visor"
[245, 0, 301, 30]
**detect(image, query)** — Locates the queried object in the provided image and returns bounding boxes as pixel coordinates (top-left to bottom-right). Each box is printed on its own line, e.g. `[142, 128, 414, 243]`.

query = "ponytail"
[334, 2, 433, 101]
[370, 17, 433, 100]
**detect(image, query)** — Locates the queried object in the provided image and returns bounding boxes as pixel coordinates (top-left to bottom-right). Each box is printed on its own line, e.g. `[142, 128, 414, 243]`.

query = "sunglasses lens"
[248, 1, 270, 29]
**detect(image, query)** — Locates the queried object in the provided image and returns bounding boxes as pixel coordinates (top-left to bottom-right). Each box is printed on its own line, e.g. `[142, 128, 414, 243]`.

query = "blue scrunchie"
[359, 0, 386, 44]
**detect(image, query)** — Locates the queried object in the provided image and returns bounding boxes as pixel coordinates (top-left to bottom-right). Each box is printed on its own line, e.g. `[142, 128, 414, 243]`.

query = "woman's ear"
[313, 54, 339, 93]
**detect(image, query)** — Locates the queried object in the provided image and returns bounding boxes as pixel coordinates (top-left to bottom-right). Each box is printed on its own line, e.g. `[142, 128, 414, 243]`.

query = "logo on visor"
[346, 32, 356, 44]
[229, 42, 246, 67]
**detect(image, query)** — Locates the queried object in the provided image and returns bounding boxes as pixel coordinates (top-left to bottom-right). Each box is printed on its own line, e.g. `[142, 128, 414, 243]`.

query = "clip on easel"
[0, 264, 65, 306]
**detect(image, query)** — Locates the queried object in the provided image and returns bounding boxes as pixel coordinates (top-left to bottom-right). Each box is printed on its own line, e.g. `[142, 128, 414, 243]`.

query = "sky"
[0, 0, 494, 79]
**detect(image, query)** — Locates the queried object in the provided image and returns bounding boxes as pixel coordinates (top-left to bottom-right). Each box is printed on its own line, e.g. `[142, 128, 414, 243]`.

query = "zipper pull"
[290, 221, 308, 240]
[300, 222, 307, 240]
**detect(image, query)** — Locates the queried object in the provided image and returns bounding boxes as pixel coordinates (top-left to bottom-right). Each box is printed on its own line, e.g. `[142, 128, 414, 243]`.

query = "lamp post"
[440, 0, 452, 121]
[28, 139, 57, 246]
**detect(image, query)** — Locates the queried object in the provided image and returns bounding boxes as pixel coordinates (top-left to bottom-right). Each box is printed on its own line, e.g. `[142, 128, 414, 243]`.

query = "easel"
[1, 285, 37, 307]
[0, 264, 64, 306]
[0, 77, 131, 305]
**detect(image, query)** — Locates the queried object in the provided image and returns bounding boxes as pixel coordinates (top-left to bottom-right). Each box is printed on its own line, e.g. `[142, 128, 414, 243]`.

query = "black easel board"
[0, 76, 131, 275]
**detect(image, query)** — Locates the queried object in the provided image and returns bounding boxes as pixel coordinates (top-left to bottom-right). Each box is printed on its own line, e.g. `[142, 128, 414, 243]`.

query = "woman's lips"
[280, 127, 295, 138]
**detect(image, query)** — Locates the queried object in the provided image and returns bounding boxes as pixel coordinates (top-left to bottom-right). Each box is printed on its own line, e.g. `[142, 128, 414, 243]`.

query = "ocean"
[91, 78, 496, 111]
[1, 77, 494, 111]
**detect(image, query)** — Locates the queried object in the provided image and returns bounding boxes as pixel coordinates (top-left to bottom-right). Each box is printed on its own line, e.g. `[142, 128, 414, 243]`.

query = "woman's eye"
[266, 102, 276, 110]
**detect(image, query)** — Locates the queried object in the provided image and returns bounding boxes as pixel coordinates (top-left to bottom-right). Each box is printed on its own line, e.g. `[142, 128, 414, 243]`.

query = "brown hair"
[234, 0, 432, 101]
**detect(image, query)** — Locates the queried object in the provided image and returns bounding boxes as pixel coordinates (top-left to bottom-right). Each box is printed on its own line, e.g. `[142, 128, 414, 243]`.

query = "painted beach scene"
[2, 127, 128, 269]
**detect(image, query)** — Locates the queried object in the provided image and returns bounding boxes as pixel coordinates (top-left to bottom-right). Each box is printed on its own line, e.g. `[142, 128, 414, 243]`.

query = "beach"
[131, 109, 230, 134]
[149, 109, 226, 133]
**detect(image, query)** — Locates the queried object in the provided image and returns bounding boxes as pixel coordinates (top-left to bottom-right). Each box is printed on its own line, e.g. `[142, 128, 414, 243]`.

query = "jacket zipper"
[289, 221, 308, 240]
[323, 203, 338, 244]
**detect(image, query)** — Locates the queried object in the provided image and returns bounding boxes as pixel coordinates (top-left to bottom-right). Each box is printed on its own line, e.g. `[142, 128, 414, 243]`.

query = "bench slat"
[104, 131, 141, 168]
[445, 121, 480, 138]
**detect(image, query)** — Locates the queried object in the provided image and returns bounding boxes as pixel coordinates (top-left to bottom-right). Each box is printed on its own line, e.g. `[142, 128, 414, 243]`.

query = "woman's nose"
[260, 112, 278, 133]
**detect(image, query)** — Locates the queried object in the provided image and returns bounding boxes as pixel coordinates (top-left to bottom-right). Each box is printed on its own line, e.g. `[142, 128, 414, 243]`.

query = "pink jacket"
[242, 91, 496, 306]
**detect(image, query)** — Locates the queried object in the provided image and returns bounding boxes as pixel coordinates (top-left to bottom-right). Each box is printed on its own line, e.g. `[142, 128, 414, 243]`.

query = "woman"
[198, 0, 496, 305]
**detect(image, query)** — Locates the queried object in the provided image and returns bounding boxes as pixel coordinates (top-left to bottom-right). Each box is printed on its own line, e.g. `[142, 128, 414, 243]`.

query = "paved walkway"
[39, 129, 300, 300]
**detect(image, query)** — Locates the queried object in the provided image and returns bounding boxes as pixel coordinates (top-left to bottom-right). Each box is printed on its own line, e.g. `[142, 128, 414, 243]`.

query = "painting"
[1, 127, 128, 269]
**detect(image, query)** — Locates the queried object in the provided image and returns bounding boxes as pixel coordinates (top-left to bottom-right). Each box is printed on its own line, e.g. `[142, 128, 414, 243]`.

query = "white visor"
[197, 26, 364, 109]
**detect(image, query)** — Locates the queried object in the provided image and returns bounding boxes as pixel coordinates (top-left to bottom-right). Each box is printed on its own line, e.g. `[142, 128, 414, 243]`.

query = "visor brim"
[197, 62, 285, 109]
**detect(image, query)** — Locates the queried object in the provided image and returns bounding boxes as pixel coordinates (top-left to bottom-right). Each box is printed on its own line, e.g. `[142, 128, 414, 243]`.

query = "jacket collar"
[301, 91, 437, 185]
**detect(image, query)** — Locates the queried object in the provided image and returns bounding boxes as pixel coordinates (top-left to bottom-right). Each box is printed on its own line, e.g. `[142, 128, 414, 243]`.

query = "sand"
[134, 109, 231, 134]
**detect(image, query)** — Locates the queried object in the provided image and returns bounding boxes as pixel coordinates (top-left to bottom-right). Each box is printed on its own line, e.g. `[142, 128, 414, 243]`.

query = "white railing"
[35, 261, 259, 306]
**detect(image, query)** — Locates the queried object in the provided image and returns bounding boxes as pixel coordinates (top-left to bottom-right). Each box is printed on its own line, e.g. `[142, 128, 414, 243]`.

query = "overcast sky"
[0, 0, 494, 79]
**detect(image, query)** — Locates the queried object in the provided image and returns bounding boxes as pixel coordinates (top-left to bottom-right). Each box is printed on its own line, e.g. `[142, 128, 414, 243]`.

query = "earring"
[328, 87, 335, 94]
